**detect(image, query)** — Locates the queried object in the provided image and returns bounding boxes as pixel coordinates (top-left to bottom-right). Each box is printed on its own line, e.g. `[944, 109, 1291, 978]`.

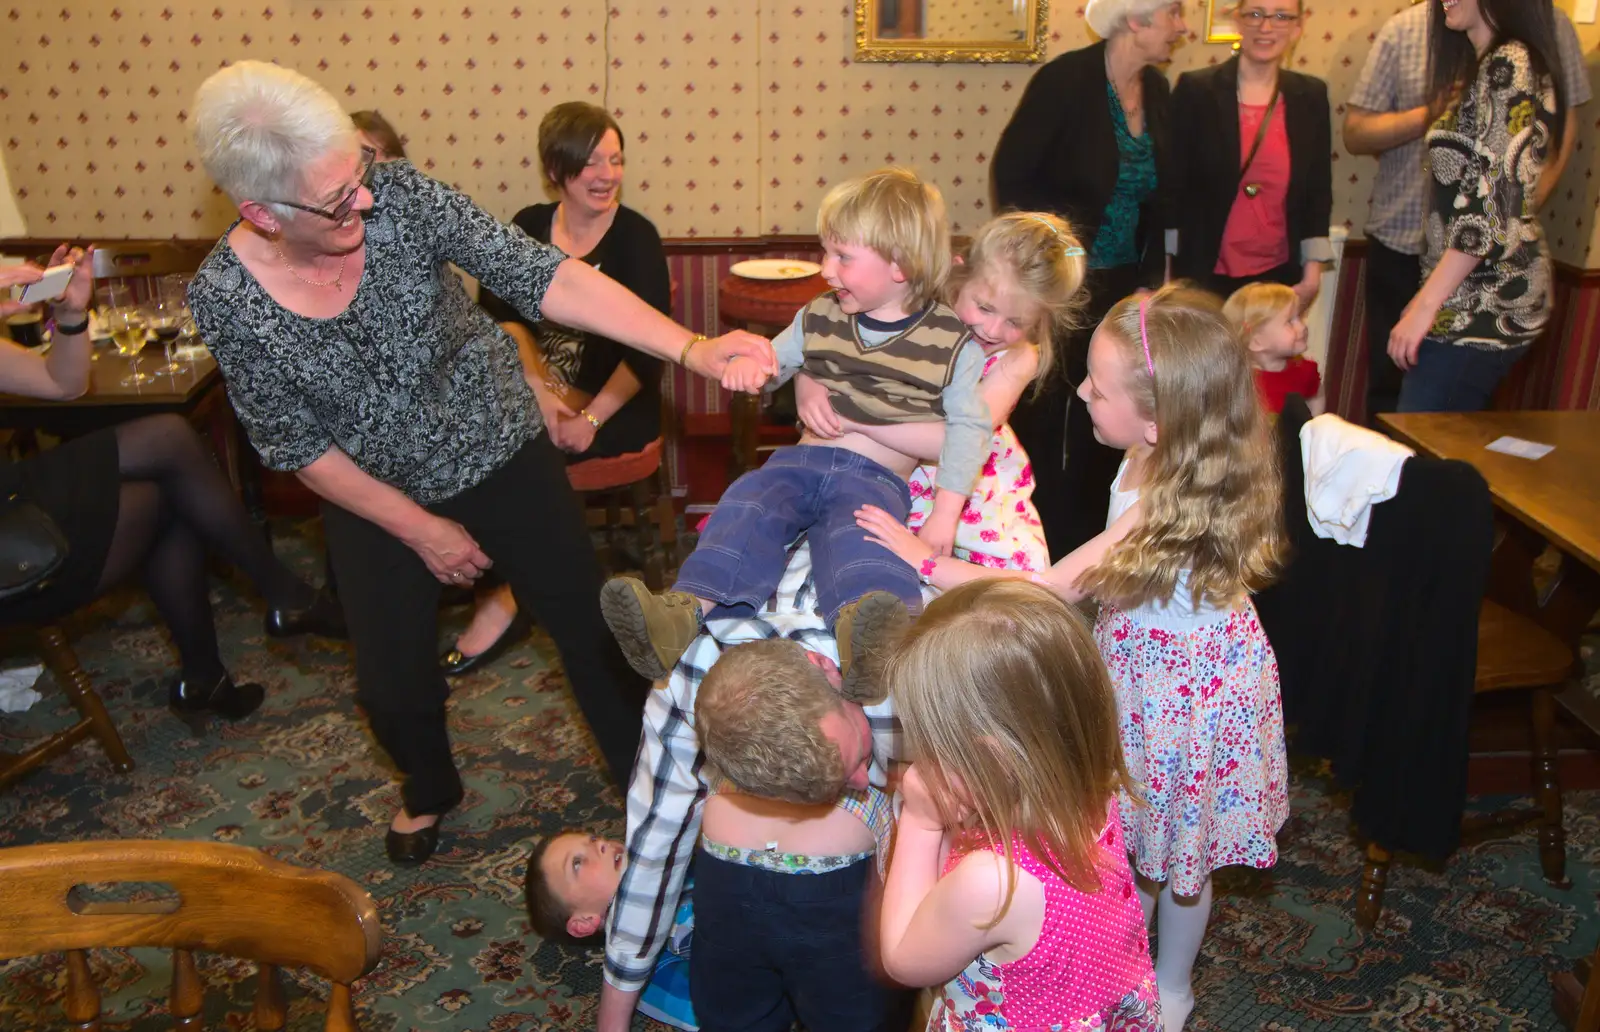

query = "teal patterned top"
[1090, 80, 1158, 270]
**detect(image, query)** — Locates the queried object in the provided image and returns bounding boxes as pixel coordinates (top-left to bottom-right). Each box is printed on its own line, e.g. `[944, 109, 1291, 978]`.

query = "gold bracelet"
[581, 409, 603, 429]
[679, 332, 708, 367]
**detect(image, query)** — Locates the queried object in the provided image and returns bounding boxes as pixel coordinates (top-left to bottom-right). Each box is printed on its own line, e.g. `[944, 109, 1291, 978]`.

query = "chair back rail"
[0, 840, 381, 1031]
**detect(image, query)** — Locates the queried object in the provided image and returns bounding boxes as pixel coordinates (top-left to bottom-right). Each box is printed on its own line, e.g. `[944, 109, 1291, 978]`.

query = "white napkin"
[1299, 414, 1415, 547]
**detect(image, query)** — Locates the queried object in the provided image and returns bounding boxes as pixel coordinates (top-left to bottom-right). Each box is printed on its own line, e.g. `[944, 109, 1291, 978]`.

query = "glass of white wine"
[143, 297, 187, 376]
[106, 306, 152, 386]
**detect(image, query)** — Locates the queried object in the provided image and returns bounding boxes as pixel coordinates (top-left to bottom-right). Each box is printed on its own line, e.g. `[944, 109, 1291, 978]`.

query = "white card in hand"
[1484, 436, 1555, 460]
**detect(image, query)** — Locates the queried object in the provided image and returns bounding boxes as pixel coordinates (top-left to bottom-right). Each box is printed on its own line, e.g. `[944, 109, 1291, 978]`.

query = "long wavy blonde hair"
[885, 580, 1132, 922]
[1075, 284, 1286, 610]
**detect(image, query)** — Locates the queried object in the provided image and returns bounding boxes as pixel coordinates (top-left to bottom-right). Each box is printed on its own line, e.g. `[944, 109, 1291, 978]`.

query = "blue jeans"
[675, 446, 917, 626]
[689, 849, 907, 1032]
[1397, 338, 1530, 413]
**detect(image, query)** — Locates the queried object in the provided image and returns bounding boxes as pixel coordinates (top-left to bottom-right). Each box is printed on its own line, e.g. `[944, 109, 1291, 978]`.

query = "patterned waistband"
[701, 839, 874, 876]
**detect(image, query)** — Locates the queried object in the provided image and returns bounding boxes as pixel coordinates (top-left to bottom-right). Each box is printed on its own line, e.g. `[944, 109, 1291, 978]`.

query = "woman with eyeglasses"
[186, 61, 774, 865]
[990, 0, 1186, 561]
[1169, 0, 1333, 309]
[1387, 0, 1565, 413]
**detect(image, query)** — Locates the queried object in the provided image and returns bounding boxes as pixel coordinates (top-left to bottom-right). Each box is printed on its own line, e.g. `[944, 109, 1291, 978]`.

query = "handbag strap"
[1239, 83, 1283, 182]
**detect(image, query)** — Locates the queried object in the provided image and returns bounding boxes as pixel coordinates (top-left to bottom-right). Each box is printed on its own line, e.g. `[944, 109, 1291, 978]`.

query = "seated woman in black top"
[1170, 0, 1333, 306]
[443, 102, 672, 674]
[0, 249, 340, 727]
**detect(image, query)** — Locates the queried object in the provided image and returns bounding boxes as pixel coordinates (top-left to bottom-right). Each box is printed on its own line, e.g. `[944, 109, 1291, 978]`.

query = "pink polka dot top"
[929, 800, 1162, 1032]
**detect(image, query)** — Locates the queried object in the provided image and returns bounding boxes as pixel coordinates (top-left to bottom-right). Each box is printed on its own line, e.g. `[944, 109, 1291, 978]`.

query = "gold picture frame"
[1205, 1, 1240, 45]
[853, 0, 1050, 64]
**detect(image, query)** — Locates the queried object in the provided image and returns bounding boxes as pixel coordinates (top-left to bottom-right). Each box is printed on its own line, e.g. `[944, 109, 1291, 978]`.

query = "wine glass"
[93, 283, 135, 361]
[106, 306, 152, 386]
[143, 296, 187, 375]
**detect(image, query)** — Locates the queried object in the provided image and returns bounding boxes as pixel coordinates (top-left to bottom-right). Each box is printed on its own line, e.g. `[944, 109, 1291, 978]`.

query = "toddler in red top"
[1223, 282, 1323, 415]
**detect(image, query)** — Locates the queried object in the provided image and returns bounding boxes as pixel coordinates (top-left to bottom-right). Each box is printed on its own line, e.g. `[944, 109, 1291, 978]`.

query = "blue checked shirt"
[602, 541, 920, 994]
[1349, 3, 1590, 256]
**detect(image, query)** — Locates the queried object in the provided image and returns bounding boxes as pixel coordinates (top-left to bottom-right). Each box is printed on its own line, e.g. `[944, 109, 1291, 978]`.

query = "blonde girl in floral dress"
[861, 284, 1288, 1032]
[798, 212, 1088, 572]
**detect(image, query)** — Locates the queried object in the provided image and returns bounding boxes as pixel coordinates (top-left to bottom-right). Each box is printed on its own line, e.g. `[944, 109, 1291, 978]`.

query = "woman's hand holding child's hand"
[795, 373, 844, 439]
[720, 354, 770, 394]
[857, 504, 933, 568]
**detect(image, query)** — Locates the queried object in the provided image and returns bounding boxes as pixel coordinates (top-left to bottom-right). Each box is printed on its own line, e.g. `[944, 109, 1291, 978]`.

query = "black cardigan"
[1168, 58, 1333, 283]
[991, 41, 1174, 285]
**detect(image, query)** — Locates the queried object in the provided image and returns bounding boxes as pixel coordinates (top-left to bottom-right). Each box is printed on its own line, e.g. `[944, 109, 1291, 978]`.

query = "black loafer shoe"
[385, 822, 441, 865]
[439, 613, 532, 676]
[168, 674, 266, 731]
[265, 590, 348, 640]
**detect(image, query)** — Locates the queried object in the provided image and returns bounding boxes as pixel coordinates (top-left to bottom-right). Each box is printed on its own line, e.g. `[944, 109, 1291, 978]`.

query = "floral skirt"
[1094, 601, 1290, 896]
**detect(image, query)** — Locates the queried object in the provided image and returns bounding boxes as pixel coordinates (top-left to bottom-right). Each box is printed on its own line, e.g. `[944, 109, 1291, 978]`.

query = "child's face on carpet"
[542, 833, 625, 926]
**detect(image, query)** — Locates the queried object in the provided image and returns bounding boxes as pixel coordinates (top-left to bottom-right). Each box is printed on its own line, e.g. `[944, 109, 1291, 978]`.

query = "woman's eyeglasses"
[1237, 9, 1300, 26]
[272, 147, 376, 221]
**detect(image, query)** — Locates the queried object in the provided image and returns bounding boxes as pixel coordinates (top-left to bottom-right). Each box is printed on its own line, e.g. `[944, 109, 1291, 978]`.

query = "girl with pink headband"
[859, 283, 1288, 1031]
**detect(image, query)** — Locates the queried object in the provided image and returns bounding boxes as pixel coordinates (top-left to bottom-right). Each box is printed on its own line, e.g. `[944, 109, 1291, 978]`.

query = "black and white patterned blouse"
[189, 160, 566, 504]
[1423, 41, 1554, 351]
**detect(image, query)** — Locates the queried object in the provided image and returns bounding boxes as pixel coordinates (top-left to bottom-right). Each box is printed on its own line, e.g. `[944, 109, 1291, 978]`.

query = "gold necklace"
[272, 242, 347, 290]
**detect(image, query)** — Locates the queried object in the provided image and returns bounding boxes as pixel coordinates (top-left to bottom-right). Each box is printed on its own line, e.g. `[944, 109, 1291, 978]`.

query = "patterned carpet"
[0, 519, 1596, 1031]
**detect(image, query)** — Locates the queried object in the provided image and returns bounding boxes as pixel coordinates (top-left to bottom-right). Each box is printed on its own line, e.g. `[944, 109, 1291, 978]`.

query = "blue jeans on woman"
[1396, 338, 1530, 413]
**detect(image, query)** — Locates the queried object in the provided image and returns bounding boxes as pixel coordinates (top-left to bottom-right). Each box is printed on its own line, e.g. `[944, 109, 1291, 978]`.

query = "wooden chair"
[570, 438, 679, 591]
[0, 623, 134, 791]
[0, 840, 382, 1031]
[90, 241, 211, 299]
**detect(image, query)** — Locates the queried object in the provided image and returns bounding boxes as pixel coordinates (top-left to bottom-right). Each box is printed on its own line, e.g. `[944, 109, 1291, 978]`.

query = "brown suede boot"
[599, 577, 703, 681]
[834, 591, 910, 704]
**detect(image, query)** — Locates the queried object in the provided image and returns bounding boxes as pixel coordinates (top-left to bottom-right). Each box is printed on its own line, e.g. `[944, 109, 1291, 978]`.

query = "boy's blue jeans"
[689, 849, 906, 1032]
[674, 445, 918, 626]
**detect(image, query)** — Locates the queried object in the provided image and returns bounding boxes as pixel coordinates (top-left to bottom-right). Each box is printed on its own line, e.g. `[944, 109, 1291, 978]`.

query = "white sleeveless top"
[1106, 456, 1234, 629]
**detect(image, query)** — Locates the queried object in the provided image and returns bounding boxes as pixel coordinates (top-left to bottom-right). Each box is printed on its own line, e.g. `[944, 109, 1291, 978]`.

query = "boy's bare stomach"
[702, 792, 876, 856]
[795, 429, 918, 482]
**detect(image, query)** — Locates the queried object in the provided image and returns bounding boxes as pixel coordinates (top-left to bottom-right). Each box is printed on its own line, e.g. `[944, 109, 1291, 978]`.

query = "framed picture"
[1205, 1, 1239, 44]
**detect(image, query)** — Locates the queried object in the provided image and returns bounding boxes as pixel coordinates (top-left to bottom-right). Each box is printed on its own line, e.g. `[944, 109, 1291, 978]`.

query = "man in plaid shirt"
[597, 544, 910, 1031]
[1343, 1, 1590, 422]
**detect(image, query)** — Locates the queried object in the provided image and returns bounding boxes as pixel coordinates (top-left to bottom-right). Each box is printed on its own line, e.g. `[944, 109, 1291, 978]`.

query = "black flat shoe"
[439, 612, 532, 676]
[168, 674, 266, 731]
[265, 590, 348, 640]
[385, 822, 441, 865]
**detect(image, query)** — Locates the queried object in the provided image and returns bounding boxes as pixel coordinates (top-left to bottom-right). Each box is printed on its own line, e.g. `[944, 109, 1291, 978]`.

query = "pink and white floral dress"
[906, 350, 1049, 572]
[929, 803, 1162, 1032]
[1092, 456, 1290, 897]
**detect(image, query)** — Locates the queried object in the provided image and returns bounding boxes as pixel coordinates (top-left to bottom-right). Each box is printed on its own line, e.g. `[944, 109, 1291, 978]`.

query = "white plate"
[730, 259, 822, 281]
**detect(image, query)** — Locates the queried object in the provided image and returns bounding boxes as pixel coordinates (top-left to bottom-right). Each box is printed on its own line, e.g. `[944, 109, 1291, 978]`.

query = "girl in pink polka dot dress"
[861, 285, 1290, 1031]
[800, 211, 1089, 574]
[878, 579, 1161, 1032]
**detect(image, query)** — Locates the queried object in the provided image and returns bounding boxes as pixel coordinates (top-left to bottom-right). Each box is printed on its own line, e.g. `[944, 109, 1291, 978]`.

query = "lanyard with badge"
[1239, 83, 1282, 199]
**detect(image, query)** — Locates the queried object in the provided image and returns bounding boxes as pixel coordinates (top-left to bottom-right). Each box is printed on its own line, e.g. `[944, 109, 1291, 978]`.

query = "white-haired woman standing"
[991, 0, 1186, 563]
[186, 61, 773, 865]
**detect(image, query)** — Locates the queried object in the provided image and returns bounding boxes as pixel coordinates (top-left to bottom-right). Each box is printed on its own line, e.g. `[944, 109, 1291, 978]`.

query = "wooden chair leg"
[1532, 688, 1571, 888]
[602, 490, 623, 575]
[1356, 841, 1391, 931]
[171, 948, 202, 1031]
[36, 624, 133, 773]
[635, 478, 665, 592]
[326, 982, 358, 1032]
[63, 948, 101, 1032]
[255, 963, 288, 1031]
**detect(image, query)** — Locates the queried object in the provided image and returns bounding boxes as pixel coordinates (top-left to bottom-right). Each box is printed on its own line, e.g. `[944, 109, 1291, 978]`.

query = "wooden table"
[718, 272, 826, 476]
[0, 351, 265, 528]
[1381, 410, 1600, 1031]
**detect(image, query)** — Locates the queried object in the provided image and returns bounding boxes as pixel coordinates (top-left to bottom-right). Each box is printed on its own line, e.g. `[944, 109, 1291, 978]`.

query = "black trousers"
[1363, 239, 1422, 425]
[1011, 262, 1145, 561]
[322, 434, 649, 817]
[1197, 260, 1301, 300]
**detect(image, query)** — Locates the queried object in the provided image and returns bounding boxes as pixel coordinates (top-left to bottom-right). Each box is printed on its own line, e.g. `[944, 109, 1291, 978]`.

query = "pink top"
[1216, 100, 1292, 278]
[929, 801, 1160, 1031]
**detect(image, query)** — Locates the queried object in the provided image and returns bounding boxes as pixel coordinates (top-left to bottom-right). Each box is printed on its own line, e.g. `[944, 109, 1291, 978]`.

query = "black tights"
[92, 415, 313, 686]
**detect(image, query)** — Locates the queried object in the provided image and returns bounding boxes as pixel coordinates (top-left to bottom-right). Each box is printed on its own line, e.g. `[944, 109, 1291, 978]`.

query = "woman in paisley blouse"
[187, 61, 773, 865]
[990, 0, 1183, 559]
[1387, 0, 1566, 413]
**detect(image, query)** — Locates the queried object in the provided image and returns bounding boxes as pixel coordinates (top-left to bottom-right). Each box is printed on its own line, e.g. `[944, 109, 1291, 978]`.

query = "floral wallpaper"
[0, 1, 1595, 265]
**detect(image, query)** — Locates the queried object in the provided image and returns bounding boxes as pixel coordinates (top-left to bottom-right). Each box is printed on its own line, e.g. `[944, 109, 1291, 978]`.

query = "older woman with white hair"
[186, 61, 773, 865]
[991, 0, 1186, 563]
